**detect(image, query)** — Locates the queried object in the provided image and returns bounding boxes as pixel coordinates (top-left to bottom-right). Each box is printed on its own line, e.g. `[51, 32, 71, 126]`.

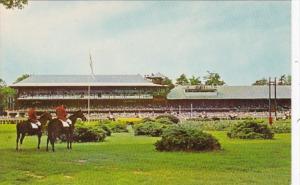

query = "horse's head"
[74, 110, 87, 121]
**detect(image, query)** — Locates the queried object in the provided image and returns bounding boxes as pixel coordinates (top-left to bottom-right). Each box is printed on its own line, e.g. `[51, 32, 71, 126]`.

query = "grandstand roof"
[167, 85, 291, 100]
[11, 74, 162, 87]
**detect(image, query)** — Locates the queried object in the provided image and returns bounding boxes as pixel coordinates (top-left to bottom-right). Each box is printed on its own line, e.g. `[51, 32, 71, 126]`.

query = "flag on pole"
[89, 52, 95, 79]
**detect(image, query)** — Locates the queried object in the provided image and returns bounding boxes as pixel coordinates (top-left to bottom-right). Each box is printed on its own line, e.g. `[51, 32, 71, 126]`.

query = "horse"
[46, 110, 86, 152]
[16, 112, 52, 151]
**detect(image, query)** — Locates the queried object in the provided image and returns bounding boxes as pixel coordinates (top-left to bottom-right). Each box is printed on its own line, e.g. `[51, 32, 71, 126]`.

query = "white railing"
[18, 94, 153, 100]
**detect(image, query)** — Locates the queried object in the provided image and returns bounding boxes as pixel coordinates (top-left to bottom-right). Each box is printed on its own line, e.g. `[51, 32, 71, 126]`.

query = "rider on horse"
[56, 105, 72, 127]
[28, 108, 41, 129]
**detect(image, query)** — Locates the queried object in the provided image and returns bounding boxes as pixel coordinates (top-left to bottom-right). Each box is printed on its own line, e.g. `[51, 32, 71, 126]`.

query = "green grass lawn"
[0, 124, 290, 185]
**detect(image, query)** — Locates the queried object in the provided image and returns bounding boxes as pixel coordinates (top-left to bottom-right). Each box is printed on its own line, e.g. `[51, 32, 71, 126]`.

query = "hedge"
[227, 121, 274, 139]
[134, 121, 166, 137]
[155, 114, 180, 124]
[72, 124, 106, 142]
[155, 125, 221, 152]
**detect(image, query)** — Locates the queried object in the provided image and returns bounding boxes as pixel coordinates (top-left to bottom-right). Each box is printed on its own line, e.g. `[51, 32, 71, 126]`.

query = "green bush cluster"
[109, 122, 128, 133]
[184, 121, 231, 131]
[99, 124, 112, 136]
[73, 124, 106, 142]
[133, 115, 180, 137]
[155, 125, 221, 152]
[98, 120, 128, 133]
[134, 121, 166, 137]
[227, 121, 274, 139]
[155, 117, 175, 125]
[270, 120, 291, 133]
[155, 114, 180, 124]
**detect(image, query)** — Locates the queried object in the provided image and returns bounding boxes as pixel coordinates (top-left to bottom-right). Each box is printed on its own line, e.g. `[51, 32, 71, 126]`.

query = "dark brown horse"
[16, 112, 52, 151]
[46, 110, 86, 152]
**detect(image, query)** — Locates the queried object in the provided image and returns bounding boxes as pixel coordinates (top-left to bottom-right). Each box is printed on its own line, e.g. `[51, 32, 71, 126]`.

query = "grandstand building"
[167, 85, 291, 112]
[10, 74, 291, 113]
[11, 74, 166, 112]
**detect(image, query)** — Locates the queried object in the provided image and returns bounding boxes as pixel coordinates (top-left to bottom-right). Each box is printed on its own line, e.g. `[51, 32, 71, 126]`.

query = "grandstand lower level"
[7, 75, 291, 118]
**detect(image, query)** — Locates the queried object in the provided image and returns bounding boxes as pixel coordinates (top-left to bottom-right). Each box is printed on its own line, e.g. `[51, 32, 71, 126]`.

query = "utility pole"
[268, 77, 278, 125]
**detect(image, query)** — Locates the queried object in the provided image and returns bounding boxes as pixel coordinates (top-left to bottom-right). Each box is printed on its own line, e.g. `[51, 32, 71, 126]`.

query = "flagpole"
[88, 77, 90, 123]
[88, 51, 95, 124]
[292, 1, 300, 185]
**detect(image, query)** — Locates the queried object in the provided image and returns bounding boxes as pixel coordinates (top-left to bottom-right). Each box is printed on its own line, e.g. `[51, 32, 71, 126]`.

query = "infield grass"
[0, 124, 290, 185]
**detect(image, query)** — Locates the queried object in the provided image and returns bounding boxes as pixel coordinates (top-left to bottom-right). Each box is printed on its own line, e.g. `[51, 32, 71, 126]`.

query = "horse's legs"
[16, 131, 20, 151]
[51, 138, 55, 152]
[66, 133, 70, 149]
[37, 132, 42, 150]
[46, 136, 50, 151]
[20, 133, 26, 150]
[70, 132, 73, 150]
[50, 133, 55, 152]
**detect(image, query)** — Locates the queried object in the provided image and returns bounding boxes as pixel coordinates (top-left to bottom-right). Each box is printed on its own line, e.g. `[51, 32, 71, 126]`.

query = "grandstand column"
[292, 1, 300, 184]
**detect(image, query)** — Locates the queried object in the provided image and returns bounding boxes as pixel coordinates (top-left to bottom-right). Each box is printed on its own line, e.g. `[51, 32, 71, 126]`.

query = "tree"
[278, 74, 291, 85]
[153, 77, 175, 97]
[287, 75, 291, 85]
[278, 75, 287, 85]
[14, 74, 29, 84]
[176, 74, 189, 85]
[0, 78, 6, 87]
[252, 78, 268, 86]
[0, 85, 16, 111]
[189, 75, 201, 85]
[162, 77, 175, 89]
[0, 0, 28, 9]
[204, 71, 225, 86]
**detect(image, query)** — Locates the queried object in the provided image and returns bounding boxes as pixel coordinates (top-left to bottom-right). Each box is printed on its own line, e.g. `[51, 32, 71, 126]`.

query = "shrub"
[134, 121, 166, 137]
[155, 125, 221, 152]
[116, 117, 143, 125]
[100, 124, 112, 136]
[187, 118, 213, 121]
[227, 121, 274, 139]
[183, 120, 231, 131]
[270, 120, 291, 133]
[108, 122, 128, 133]
[98, 119, 128, 133]
[155, 114, 180, 124]
[155, 117, 175, 125]
[141, 117, 154, 122]
[73, 124, 106, 142]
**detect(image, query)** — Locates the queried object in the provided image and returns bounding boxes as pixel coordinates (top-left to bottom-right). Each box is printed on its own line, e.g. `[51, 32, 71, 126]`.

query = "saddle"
[31, 121, 41, 129]
[60, 119, 72, 128]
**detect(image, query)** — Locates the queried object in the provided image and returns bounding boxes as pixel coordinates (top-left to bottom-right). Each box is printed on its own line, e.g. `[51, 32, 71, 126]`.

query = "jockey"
[56, 105, 67, 121]
[56, 105, 72, 127]
[28, 108, 38, 123]
[28, 108, 41, 128]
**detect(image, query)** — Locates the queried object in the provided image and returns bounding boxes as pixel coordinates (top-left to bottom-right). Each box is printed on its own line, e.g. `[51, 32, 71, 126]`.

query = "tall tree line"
[0, 74, 29, 113]
[252, 75, 291, 86]
[175, 71, 225, 86]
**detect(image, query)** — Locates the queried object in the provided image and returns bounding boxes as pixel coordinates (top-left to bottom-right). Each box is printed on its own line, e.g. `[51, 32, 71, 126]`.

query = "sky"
[0, 1, 291, 85]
